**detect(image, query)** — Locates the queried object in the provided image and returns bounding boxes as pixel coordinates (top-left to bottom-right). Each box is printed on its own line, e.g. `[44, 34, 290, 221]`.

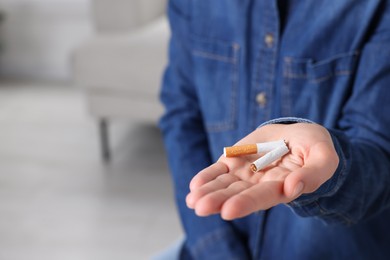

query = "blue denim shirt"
[159, 0, 390, 259]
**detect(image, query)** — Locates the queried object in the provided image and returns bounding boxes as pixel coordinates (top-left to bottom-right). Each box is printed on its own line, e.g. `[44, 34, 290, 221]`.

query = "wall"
[0, 0, 92, 81]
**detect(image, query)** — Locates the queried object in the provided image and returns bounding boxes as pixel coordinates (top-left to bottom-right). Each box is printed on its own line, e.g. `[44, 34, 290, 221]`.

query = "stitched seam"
[267, 48, 276, 123]
[311, 70, 352, 83]
[311, 50, 360, 67]
[282, 61, 292, 116]
[284, 73, 309, 79]
[263, 1, 277, 124]
[192, 50, 236, 63]
[204, 44, 240, 132]
[251, 47, 262, 130]
[229, 44, 239, 131]
[206, 123, 235, 132]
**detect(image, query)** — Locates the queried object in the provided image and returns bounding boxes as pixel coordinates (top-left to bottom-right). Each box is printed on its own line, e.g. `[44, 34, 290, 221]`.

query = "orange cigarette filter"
[223, 140, 286, 158]
[224, 144, 258, 157]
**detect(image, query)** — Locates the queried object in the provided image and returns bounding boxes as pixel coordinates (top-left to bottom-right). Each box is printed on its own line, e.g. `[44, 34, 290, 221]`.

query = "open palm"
[186, 123, 339, 220]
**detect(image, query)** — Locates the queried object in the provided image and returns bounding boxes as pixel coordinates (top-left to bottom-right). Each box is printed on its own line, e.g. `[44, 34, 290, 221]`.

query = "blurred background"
[0, 0, 182, 259]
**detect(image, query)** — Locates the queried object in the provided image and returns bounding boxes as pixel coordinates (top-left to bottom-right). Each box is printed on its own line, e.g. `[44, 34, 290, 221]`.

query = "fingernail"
[293, 182, 304, 198]
[186, 194, 194, 208]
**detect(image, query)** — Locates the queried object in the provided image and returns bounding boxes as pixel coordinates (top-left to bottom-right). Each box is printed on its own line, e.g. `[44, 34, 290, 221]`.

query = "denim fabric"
[159, 0, 390, 259]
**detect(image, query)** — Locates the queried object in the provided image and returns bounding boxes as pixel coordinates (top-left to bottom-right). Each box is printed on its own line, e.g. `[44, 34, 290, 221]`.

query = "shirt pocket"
[281, 51, 360, 125]
[191, 37, 240, 132]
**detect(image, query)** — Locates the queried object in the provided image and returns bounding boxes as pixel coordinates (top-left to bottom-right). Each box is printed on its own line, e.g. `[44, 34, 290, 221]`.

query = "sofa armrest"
[92, 0, 167, 33]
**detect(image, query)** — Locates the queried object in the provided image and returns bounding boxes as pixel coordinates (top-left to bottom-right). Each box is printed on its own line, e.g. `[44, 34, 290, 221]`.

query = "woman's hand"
[186, 123, 339, 220]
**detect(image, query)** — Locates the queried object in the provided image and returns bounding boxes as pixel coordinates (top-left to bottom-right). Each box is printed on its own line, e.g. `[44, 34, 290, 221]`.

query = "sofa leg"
[99, 118, 110, 162]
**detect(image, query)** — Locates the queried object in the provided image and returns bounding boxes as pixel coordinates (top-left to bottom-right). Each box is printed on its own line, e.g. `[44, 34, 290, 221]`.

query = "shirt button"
[256, 92, 267, 106]
[265, 34, 274, 47]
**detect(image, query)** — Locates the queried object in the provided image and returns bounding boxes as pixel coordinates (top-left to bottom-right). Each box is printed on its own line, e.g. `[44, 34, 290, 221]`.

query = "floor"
[0, 82, 182, 260]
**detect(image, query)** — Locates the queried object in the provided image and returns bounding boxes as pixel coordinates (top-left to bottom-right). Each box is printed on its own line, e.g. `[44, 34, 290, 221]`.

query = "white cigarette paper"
[223, 139, 286, 157]
[255, 140, 286, 153]
[250, 143, 289, 172]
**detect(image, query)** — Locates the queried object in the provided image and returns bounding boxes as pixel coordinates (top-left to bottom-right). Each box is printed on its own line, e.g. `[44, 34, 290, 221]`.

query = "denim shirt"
[159, 0, 390, 259]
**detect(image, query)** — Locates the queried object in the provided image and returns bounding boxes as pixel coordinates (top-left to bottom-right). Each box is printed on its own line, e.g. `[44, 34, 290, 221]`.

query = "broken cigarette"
[250, 143, 289, 172]
[223, 140, 286, 157]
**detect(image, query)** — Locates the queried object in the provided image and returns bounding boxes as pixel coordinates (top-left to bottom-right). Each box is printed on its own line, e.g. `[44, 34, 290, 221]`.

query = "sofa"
[72, 0, 169, 160]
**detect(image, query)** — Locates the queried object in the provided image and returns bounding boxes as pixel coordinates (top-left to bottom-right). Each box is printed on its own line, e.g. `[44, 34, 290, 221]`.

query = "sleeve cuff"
[258, 117, 351, 222]
[289, 129, 349, 206]
[258, 117, 315, 128]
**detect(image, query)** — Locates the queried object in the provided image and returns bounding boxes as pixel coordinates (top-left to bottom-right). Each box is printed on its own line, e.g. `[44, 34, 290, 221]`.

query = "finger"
[284, 142, 339, 199]
[221, 180, 286, 220]
[194, 181, 253, 216]
[283, 165, 333, 199]
[186, 173, 239, 208]
[189, 161, 229, 191]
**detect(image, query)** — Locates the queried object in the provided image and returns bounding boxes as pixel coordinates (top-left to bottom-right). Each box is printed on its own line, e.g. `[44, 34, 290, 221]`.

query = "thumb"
[283, 166, 328, 199]
[283, 142, 339, 199]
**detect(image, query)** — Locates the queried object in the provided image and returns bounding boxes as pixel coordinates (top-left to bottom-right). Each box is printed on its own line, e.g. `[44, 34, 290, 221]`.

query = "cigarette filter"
[250, 143, 289, 172]
[223, 140, 286, 157]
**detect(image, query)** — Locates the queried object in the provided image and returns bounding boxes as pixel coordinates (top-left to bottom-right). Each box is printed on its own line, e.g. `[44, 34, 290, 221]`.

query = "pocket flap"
[192, 37, 239, 64]
[284, 51, 360, 83]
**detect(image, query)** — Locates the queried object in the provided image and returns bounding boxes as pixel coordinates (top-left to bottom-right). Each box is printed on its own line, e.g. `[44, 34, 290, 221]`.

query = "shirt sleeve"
[159, 1, 251, 258]
[267, 32, 390, 225]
